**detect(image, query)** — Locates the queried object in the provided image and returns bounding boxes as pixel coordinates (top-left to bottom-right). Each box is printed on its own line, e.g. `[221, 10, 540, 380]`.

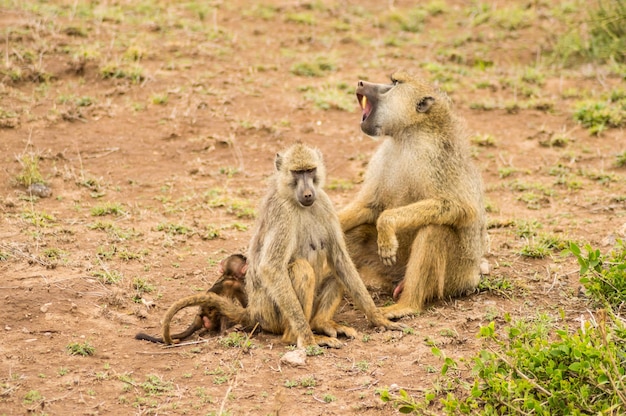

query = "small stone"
[27, 183, 52, 198]
[40, 302, 52, 313]
[280, 349, 307, 367]
[4, 325, 11, 331]
[480, 258, 490, 275]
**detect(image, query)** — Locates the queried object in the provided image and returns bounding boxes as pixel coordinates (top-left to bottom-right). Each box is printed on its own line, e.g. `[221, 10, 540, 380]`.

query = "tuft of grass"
[156, 222, 192, 235]
[90, 202, 126, 217]
[66, 340, 96, 356]
[285, 12, 316, 25]
[141, 375, 173, 396]
[305, 345, 325, 356]
[92, 269, 123, 284]
[470, 133, 497, 147]
[100, 63, 145, 83]
[15, 153, 45, 187]
[303, 84, 355, 112]
[218, 332, 252, 350]
[574, 100, 626, 135]
[291, 58, 336, 77]
[23, 390, 43, 405]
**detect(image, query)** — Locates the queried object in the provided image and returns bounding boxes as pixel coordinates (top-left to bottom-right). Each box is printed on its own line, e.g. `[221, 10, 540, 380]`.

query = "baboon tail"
[135, 332, 165, 344]
[162, 293, 249, 344]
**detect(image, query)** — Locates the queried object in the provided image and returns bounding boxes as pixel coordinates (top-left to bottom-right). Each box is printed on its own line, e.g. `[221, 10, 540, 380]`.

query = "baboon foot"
[313, 335, 344, 349]
[311, 319, 357, 339]
[380, 304, 420, 320]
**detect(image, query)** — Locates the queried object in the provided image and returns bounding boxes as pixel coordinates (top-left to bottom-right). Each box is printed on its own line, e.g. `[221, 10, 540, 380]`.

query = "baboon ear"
[416, 96, 435, 113]
[275, 153, 282, 171]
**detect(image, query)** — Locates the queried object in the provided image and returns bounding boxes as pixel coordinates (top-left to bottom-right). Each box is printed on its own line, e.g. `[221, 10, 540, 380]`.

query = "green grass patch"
[66, 340, 96, 356]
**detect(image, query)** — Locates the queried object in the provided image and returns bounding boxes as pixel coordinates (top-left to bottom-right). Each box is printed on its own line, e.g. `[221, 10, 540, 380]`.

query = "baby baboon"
[135, 254, 248, 344]
[162, 143, 404, 347]
[340, 71, 486, 319]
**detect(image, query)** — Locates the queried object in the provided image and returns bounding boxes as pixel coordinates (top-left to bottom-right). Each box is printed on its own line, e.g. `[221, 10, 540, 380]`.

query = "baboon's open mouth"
[357, 93, 372, 122]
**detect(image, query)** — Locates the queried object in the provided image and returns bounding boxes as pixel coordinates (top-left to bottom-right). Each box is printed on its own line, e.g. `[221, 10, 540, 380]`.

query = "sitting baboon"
[339, 71, 487, 319]
[135, 254, 248, 344]
[162, 143, 404, 347]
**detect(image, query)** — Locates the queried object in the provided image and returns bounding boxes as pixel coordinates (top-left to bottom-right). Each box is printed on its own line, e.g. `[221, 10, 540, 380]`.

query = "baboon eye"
[391, 78, 398, 86]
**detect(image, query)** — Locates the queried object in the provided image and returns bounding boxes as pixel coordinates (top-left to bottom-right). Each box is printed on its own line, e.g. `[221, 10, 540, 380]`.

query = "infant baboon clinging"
[340, 71, 487, 319]
[135, 254, 248, 344]
[162, 144, 404, 348]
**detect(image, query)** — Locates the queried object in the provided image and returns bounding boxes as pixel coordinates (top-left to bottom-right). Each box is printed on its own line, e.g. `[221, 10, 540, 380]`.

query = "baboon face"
[275, 144, 326, 208]
[219, 254, 248, 279]
[356, 71, 444, 137]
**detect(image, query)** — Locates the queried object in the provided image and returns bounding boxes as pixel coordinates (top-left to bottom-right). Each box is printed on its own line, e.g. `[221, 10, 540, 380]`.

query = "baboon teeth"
[358, 94, 372, 122]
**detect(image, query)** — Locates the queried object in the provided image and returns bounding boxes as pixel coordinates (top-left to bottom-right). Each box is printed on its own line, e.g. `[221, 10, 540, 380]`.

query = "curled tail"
[162, 292, 250, 344]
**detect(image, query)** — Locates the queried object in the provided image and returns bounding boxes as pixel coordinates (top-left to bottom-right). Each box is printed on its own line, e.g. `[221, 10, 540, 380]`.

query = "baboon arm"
[376, 198, 476, 266]
[327, 233, 405, 331]
[378, 198, 476, 233]
[338, 203, 376, 232]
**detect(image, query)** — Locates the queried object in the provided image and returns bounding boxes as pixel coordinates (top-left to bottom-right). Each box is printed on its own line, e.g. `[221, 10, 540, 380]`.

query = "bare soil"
[1, 1, 625, 415]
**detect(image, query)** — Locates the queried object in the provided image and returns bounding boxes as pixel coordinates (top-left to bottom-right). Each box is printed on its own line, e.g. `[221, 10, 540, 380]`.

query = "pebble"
[280, 349, 307, 367]
[27, 183, 52, 198]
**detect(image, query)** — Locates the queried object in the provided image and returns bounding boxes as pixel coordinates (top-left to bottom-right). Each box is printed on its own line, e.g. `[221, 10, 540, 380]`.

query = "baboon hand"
[377, 213, 398, 265]
[377, 232, 398, 266]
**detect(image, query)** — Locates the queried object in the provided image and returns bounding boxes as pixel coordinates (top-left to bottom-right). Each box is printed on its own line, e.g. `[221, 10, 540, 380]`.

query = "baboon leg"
[381, 225, 453, 319]
[310, 276, 357, 339]
[345, 224, 408, 293]
[280, 259, 316, 346]
[344, 224, 405, 292]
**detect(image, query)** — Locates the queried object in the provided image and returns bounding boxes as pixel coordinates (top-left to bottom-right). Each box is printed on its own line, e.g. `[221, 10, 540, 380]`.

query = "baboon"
[339, 71, 486, 319]
[135, 254, 248, 344]
[162, 143, 404, 347]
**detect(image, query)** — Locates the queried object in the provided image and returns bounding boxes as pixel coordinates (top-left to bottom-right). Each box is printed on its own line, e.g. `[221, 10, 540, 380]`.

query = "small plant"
[616, 151, 626, 168]
[569, 241, 626, 311]
[151, 93, 168, 105]
[470, 133, 497, 147]
[141, 375, 173, 395]
[133, 278, 154, 295]
[305, 344, 324, 356]
[291, 58, 336, 77]
[303, 85, 355, 112]
[90, 202, 126, 217]
[323, 394, 337, 403]
[15, 153, 45, 187]
[355, 360, 370, 372]
[156, 222, 192, 235]
[300, 376, 317, 388]
[92, 269, 123, 284]
[284, 379, 299, 388]
[218, 332, 252, 349]
[23, 390, 43, 405]
[66, 340, 96, 356]
[478, 275, 513, 295]
[574, 100, 625, 135]
[100, 63, 145, 83]
[21, 210, 56, 227]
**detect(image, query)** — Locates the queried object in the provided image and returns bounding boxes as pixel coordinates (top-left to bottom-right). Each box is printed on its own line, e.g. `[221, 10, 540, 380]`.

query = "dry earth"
[1, 1, 625, 415]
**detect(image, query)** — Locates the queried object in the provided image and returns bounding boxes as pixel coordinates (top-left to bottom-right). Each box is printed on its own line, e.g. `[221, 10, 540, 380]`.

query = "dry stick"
[162, 339, 209, 349]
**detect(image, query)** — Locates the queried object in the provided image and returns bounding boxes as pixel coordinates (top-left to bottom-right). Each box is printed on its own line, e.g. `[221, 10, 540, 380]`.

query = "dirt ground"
[1, 1, 625, 415]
